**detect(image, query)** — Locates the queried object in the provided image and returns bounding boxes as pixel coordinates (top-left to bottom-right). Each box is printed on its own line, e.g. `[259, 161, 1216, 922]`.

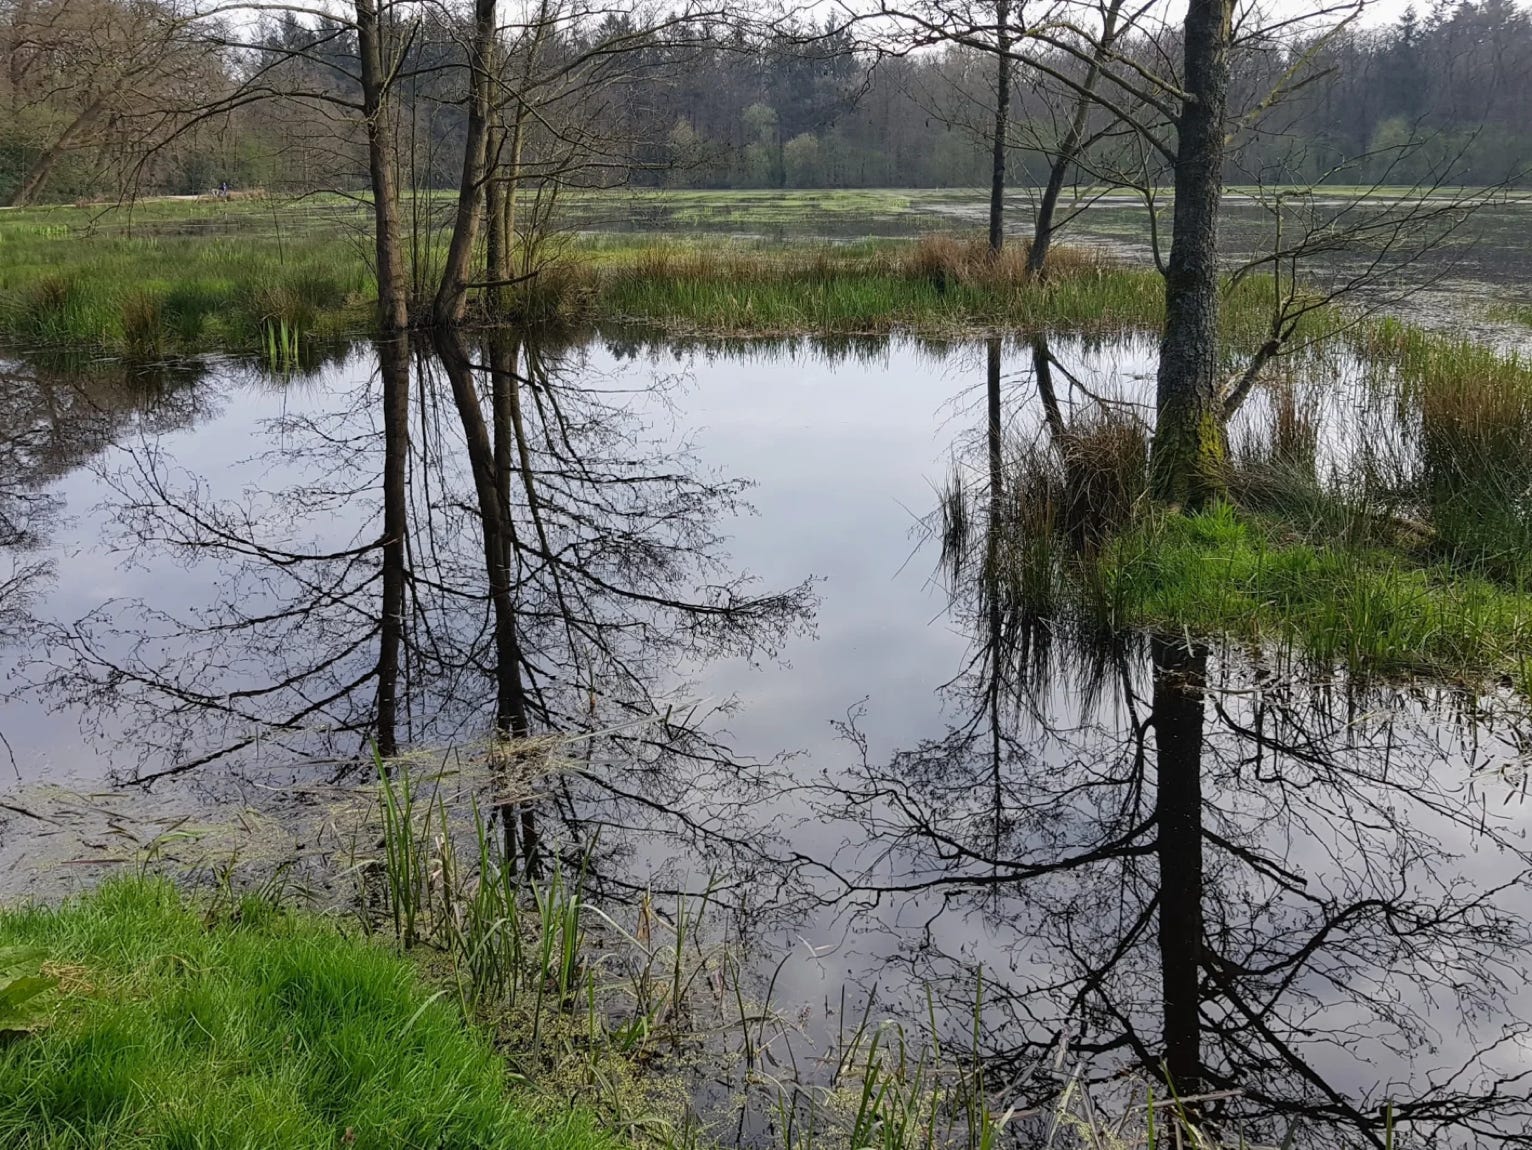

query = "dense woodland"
[1, 0, 1529, 205]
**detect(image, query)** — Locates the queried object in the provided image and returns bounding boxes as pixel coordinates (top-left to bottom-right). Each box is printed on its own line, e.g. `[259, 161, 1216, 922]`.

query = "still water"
[1, 335, 1530, 1145]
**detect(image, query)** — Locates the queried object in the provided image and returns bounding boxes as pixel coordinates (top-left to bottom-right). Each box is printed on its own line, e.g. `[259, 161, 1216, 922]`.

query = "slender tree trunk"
[1151, 0, 1234, 507]
[374, 332, 411, 757]
[1152, 635, 1207, 1097]
[486, 133, 507, 310]
[433, 0, 497, 327]
[501, 0, 550, 283]
[1027, 0, 1126, 277]
[502, 111, 526, 272]
[9, 94, 108, 207]
[357, 0, 408, 330]
[987, 0, 1012, 258]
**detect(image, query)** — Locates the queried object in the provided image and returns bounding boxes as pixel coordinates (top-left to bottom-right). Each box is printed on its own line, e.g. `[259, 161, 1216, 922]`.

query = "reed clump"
[563, 234, 1161, 337]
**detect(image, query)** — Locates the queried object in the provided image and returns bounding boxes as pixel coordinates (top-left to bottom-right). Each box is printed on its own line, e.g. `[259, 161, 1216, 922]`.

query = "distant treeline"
[2, 0, 1529, 205]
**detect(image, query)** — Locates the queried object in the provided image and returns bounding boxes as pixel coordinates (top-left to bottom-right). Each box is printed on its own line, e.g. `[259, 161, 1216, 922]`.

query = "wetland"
[4, 285, 1532, 1145]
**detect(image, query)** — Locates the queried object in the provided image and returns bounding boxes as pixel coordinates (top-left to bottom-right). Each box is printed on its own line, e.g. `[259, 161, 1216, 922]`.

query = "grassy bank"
[0, 201, 377, 356]
[0, 878, 616, 1150]
[0, 198, 1305, 355]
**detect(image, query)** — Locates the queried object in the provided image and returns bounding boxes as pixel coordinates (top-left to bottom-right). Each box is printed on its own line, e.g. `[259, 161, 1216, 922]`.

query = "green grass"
[0, 209, 377, 356]
[1098, 503, 1532, 684]
[0, 196, 1317, 354]
[576, 239, 1166, 336]
[0, 878, 618, 1150]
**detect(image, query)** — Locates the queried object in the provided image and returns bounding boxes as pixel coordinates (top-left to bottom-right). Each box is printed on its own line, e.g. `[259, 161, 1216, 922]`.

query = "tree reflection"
[811, 338, 1532, 1146]
[30, 334, 815, 891]
[0, 358, 209, 762]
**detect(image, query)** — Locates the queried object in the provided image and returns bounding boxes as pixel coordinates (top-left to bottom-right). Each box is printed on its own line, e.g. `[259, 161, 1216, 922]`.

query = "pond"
[1, 334, 1530, 1146]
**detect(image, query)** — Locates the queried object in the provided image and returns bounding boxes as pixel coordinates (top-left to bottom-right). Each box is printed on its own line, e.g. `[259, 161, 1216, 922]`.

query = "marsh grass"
[0, 197, 1283, 351]
[358, 752, 1262, 1150]
[572, 234, 1168, 336]
[1488, 301, 1532, 327]
[1101, 505, 1532, 681]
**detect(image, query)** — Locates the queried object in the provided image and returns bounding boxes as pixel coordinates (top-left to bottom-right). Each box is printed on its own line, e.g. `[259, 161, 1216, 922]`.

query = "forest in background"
[2, 0, 1530, 206]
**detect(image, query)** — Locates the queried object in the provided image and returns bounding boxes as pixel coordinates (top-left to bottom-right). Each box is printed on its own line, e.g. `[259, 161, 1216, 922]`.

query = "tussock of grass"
[1489, 301, 1532, 327]
[0, 878, 616, 1150]
[1352, 319, 1532, 580]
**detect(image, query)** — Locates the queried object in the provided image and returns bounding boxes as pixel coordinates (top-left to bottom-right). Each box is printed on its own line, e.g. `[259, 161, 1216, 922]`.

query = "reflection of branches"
[796, 340, 1532, 1146]
[25, 336, 815, 910]
[0, 357, 211, 766]
[806, 633, 1532, 1145]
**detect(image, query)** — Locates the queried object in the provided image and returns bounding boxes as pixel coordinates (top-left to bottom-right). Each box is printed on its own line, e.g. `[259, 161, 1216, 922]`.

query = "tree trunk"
[486, 129, 507, 311]
[432, 0, 497, 327]
[1152, 635, 1207, 1097]
[356, 0, 408, 330]
[374, 332, 411, 758]
[9, 95, 108, 207]
[1150, 0, 1234, 507]
[1027, 0, 1125, 277]
[987, 0, 1012, 258]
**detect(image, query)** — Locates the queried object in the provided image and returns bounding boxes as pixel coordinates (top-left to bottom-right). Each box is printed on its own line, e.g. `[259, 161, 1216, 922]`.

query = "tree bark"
[486, 127, 507, 310]
[1150, 0, 1233, 507]
[1152, 635, 1207, 1098]
[1027, 0, 1126, 277]
[374, 332, 411, 758]
[432, 0, 497, 327]
[356, 0, 408, 330]
[987, 0, 1012, 258]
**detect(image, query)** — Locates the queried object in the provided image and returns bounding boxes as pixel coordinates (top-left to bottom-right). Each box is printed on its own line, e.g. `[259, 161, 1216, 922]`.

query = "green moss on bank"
[0, 879, 617, 1150]
[1097, 504, 1532, 686]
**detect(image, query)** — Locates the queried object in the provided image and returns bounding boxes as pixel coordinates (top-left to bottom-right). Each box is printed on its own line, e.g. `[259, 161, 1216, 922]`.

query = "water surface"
[1, 335, 1530, 1146]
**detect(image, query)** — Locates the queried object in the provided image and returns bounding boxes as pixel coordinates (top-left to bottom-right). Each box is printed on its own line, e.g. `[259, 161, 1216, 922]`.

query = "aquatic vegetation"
[360, 754, 1258, 1150]
[958, 349, 1532, 688]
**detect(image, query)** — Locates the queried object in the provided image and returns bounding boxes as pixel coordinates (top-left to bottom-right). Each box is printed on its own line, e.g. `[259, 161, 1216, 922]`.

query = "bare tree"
[2, 0, 213, 205]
